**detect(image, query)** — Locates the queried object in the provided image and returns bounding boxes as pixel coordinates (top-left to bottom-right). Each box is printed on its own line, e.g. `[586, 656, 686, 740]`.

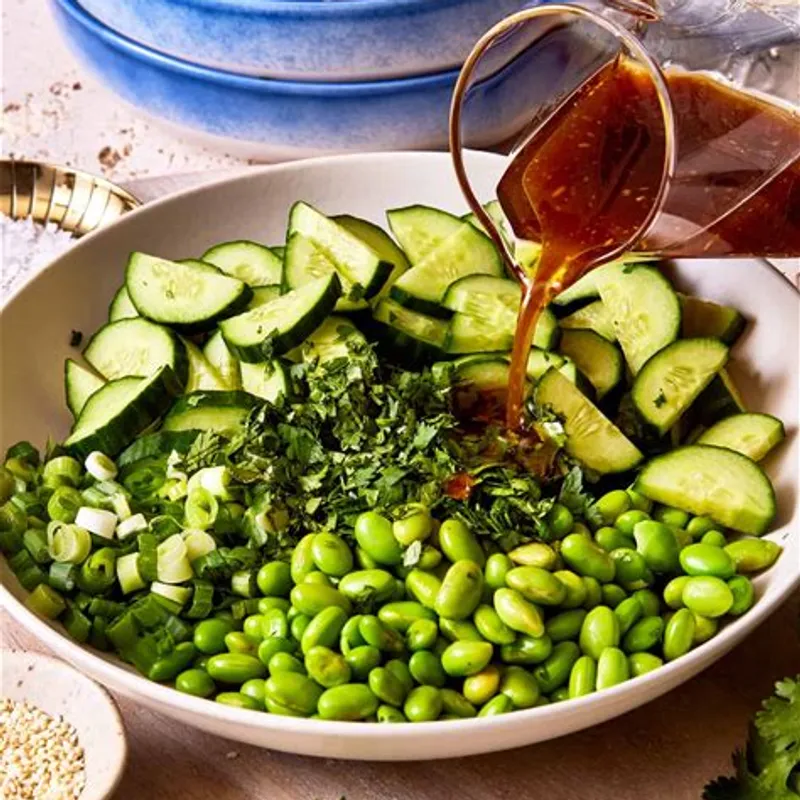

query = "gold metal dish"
[0, 159, 141, 237]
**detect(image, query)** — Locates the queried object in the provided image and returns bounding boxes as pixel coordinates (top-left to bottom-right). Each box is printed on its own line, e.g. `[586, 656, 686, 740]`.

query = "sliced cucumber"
[162, 391, 262, 436]
[83, 317, 189, 387]
[202, 240, 283, 287]
[442, 275, 520, 315]
[535, 368, 642, 474]
[559, 300, 617, 342]
[632, 339, 729, 435]
[333, 214, 410, 300]
[444, 312, 515, 354]
[634, 445, 776, 535]
[301, 316, 366, 364]
[287, 202, 392, 301]
[271, 246, 285, 260]
[372, 298, 448, 364]
[386, 206, 464, 265]
[526, 349, 565, 381]
[248, 285, 282, 309]
[64, 359, 105, 418]
[126, 253, 252, 332]
[108, 286, 139, 321]
[118, 430, 200, 469]
[203, 331, 241, 390]
[597, 263, 681, 374]
[697, 413, 785, 462]
[241, 360, 289, 404]
[64, 367, 181, 458]
[183, 338, 228, 392]
[389, 222, 504, 318]
[455, 356, 511, 392]
[552, 257, 655, 310]
[672, 369, 747, 444]
[558, 330, 624, 400]
[679, 294, 747, 345]
[220, 273, 341, 363]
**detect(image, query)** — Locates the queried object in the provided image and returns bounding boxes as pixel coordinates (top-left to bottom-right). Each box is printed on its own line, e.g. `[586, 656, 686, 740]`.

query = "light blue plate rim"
[168, 0, 474, 15]
[57, 0, 463, 92]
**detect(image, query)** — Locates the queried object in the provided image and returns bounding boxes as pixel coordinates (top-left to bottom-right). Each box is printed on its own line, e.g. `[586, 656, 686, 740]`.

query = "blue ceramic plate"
[76, 0, 526, 80]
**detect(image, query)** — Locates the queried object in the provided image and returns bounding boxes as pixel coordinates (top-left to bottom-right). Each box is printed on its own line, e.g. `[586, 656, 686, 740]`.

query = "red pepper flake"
[444, 472, 476, 501]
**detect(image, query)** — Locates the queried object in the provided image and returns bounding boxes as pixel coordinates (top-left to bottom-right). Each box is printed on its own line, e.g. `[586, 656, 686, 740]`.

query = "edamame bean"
[404, 686, 442, 722]
[216, 692, 262, 711]
[385, 659, 414, 695]
[463, 665, 501, 705]
[377, 705, 407, 723]
[406, 618, 439, 651]
[355, 511, 403, 566]
[553, 571, 587, 608]
[405, 569, 442, 610]
[438, 519, 485, 566]
[633, 521, 680, 574]
[545, 609, 587, 642]
[628, 652, 663, 677]
[290, 614, 311, 642]
[392, 504, 433, 546]
[625, 487, 652, 513]
[339, 569, 396, 604]
[494, 588, 545, 638]
[500, 634, 553, 665]
[262, 608, 289, 639]
[290, 533, 317, 584]
[568, 655, 597, 698]
[303, 572, 332, 587]
[265, 672, 323, 717]
[243, 614, 267, 643]
[409, 650, 447, 687]
[601, 584, 627, 609]
[346, 646, 382, 680]
[506, 566, 567, 606]
[700, 530, 727, 548]
[304, 646, 351, 688]
[508, 542, 558, 570]
[596, 647, 630, 690]
[301, 607, 348, 654]
[356, 547, 379, 570]
[571, 522, 593, 539]
[592, 490, 631, 524]
[418, 546, 442, 571]
[579, 606, 620, 659]
[378, 601, 436, 633]
[533, 641, 581, 693]
[359, 615, 405, 654]
[311, 532, 353, 577]
[268, 652, 305, 677]
[632, 589, 660, 617]
[691, 614, 719, 645]
[473, 604, 516, 645]
[724, 539, 782, 574]
[440, 688, 477, 718]
[686, 516, 717, 538]
[546, 503, 575, 540]
[290, 584, 351, 616]
[560, 534, 615, 582]
[549, 687, 571, 703]
[435, 560, 484, 620]
[439, 617, 484, 642]
[622, 617, 664, 653]
[257, 636, 294, 666]
[614, 510, 650, 536]
[500, 666, 541, 708]
[258, 597, 291, 615]
[582, 577, 603, 609]
[663, 576, 691, 610]
[595, 526, 634, 553]
[176, 668, 215, 698]
[663, 608, 696, 661]
[610, 548, 649, 584]
[225, 632, 256, 655]
[368, 667, 407, 707]
[193, 618, 234, 655]
[256, 561, 292, 597]
[441, 641, 493, 677]
[485, 553, 513, 591]
[727, 575, 755, 616]
[478, 693, 513, 717]
[149, 643, 196, 683]
[681, 576, 733, 618]
[613, 596, 643, 635]
[240, 678, 266, 704]
[207, 653, 266, 683]
[679, 543, 735, 579]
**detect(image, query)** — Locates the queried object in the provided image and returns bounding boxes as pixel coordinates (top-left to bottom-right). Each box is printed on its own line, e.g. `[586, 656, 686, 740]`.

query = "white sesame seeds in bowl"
[0, 651, 127, 800]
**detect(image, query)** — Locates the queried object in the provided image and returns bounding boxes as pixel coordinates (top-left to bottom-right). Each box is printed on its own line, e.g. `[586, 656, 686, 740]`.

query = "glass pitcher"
[449, 0, 800, 277]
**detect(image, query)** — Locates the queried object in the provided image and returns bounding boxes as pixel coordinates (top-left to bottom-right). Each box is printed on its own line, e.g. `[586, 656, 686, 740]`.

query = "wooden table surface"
[3, 592, 798, 800]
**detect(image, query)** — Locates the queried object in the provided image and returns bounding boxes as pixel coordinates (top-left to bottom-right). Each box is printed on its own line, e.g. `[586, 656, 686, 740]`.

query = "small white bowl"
[1, 650, 127, 800]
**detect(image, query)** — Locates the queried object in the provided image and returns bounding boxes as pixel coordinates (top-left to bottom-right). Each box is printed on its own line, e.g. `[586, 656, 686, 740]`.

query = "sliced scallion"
[25, 583, 66, 619]
[117, 552, 147, 595]
[156, 533, 193, 584]
[47, 522, 91, 564]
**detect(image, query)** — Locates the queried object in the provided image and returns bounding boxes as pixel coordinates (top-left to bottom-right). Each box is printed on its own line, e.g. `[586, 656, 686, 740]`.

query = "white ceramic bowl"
[1, 650, 127, 799]
[1, 152, 797, 760]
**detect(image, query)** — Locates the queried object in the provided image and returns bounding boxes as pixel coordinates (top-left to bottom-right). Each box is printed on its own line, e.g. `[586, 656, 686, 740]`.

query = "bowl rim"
[55, 0, 462, 93]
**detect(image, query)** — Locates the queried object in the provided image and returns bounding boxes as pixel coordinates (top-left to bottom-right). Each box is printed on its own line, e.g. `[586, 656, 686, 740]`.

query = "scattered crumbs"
[122, 143, 133, 157]
[72, 82, 82, 91]
[4, 102, 20, 113]
[225, 750, 240, 760]
[98, 146, 122, 170]
[69, 330, 83, 348]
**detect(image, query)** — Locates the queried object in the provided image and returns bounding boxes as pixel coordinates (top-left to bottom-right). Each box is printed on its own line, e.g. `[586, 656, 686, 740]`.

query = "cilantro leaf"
[558, 466, 603, 528]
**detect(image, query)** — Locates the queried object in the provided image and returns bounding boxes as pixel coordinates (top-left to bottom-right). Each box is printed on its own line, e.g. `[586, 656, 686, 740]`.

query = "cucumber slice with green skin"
[597, 263, 681, 374]
[372, 298, 448, 365]
[551, 257, 656, 310]
[386, 206, 464, 265]
[182, 338, 228, 392]
[671, 369, 747, 444]
[678, 294, 747, 345]
[126, 253, 253, 332]
[240, 360, 290, 403]
[161, 391, 262, 435]
[271, 246, 285, 260]
[220, 273, 341, 363]
[84, 317, 189, 387]
[697, 413, 785, 462]
[202, 240, 283, 287]
[463, 201, 541, 271]
[249, 285, 282, 309]
[444, 305, 558, 355]
[632, 339, 729, 435]
[300, 316, 366, 364]
[535, 368, 643, 474]
[333, 214, 410, 301]
[64, 366, 182, 459]
[108, 286, 139, 321]
[455, 356, 512, 392]
[559, 300, 617, 342]
[389, 222, 505, 318]
[64, 359, 105, 418]
[634, 445, 776, 535]
[203, 331, 241, 390]
[526, 348, 565, 381]
[442, 275, 520, 315]
[558, 329, 624, 400]
[117, 430, 200, 469]
[287, 202, 393, 301]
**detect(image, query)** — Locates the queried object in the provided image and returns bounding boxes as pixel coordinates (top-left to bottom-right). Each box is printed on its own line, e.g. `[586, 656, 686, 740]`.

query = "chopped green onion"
[161, 476, 188, 503]
[231, 569, 258, 598]
[106, 612, 139, 651]
[42, 456, 82, 489]
[137, 533, 159, 582]
[183, 529, 217, 563]
[0, 528, 24, 554]
[231, 598, 261, 620]
[184, 487, 218, 531]
[48, 562, 78, 592]
[131, 633, 167, 675]
[213, 502, 245, 535]
[75, 507, 117, 539]
[149, 515, 182, 540]
[90, 616, 111, 651]
[156, 533, 193, 584]
[185, 580, 214, 619]
[6, 441, 40, 465]
[48, 522, 92, 564]
[87, 597, 127, 618]
[22, 528, 51, 564]
[187, 466, 233, 500]
[25, 583, 66, 619]
[5, 457, 37, 484]
[9, 549, 46, 590]
[12, 491, 46, 517]
[151, 581, 192, 607]
[116, 512, 147, 540]
[73, 591, 93, 611]
[77, 547, 117, 594]
[62, 601, 91, 642]
[26, 515, 47, 530]
[131, 595, 170, 630]
[111, 493, 132, 520]
[117, 552, 147, 595]
[85, 451, 118, 482]
[46, 486, 83, 523]
[122, 464, 166, 498]
[163, 614, 193, 643]
[0, 466, 15, 505]
[0, 500, 27, 536]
